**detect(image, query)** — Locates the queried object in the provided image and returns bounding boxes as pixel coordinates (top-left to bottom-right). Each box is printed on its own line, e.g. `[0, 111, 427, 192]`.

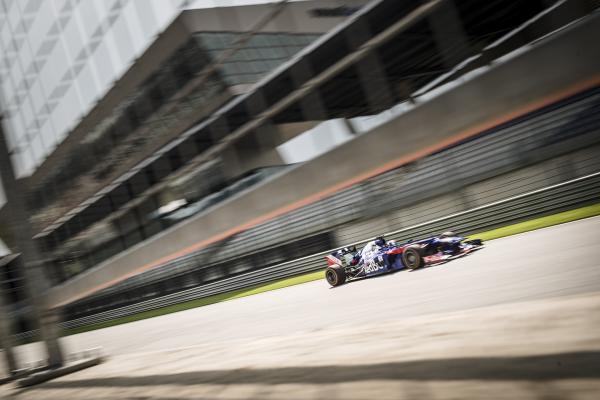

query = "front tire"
[402, 246, 424, 270]
[325, 266, 346, 287]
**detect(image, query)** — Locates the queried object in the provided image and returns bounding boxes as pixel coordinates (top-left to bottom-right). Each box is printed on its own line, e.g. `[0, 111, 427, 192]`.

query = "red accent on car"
[386, 246, 406, 255]
[326, 254, 341, 266]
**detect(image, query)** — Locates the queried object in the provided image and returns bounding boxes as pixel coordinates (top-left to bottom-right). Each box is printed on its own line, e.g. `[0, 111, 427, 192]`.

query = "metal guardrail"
[13, 170, 599, 341]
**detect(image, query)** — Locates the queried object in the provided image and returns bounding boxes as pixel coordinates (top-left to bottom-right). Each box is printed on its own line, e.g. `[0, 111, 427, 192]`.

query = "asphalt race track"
[6, 216, 600, 399]
[16, 216, 600, 361]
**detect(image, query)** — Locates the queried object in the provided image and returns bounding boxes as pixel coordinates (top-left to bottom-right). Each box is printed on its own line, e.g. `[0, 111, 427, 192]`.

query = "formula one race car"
[324, 232, 483, 287]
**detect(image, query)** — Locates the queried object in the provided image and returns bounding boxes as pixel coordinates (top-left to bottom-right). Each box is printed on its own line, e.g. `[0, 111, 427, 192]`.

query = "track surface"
[15, 216, 600, 362]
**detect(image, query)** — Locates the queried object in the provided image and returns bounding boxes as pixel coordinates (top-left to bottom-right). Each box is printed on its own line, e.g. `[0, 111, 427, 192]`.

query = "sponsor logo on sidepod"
[364, 262, 384, 274]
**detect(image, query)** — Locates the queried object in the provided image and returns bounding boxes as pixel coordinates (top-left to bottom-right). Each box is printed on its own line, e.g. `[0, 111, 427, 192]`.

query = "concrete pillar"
[289, 59, 328, 121]
[0, 291, 19, 375]
[428, 0, 471, 69]
[341, 118, 359, 135]
[0, 116, 65, 369]
[245, 92, 282, 149]
[219, 92, 286, 179]
[221, 132, 285, 180]
[345, 19, 396, 113]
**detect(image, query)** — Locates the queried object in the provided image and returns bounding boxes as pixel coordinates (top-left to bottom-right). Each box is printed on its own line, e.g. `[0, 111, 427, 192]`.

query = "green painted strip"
[63, 202, 600, 336]
[64, 270, 326, 335]
[470, 202, 600, 241]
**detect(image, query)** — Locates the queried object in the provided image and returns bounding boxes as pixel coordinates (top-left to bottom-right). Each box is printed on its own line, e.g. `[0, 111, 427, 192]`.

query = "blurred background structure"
[0, 0, 599, 376]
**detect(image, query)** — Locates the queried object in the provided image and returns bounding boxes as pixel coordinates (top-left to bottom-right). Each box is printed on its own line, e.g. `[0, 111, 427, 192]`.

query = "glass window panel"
[27, 0, 54, 54]
[284, 46, 299, 58]
[221, 62, 238, 77]
[237, 74, 254, 84]
[2, 76, 16, 107]
[234, 61, 250, 75]
[1, 23, 11, 49]
[290, 34, 308, 46]
[218, 32, 236, 47]
[271, 47, 286, 58]
[302, 34, 320, 45]
[62, 17, 85, 63]
[277, 34, 292, 47]
[110, 13, 135, 68]
[30, 133, 44, 165]
[248, 60, 265, 74]
[248, 34, 268, 48]
[51, 0, 69, 13]
[5, 114, 22, 150]
[17, 147, 35, 177]
[183, 0, 219, 8]
[9, 153, 21, 179]
[122, 1, 146, 57]
[2, 55, 16, 75]
[91, 41, 117, 90]
[132, 0, 159, 39]
[241, 48, 259, 61]
[76, 63, 100, 113]
[39, 118, 57, 153]
[28, 79, 45, 113]
[14, 129, 28, 153]
[263, 34, 280, 46]
[20, 97, 35, 129]
[265, 59, 282, 71]
[89, 0, 111, 15]
[258, 46, 277, 59]
[75, 1, 100, 40]
[15, 28, 33, 63]
[102, 28, 128, 78]
[7, 2, 20, 33]
[227, 49, 243, 62]
[201, 33, 224, 50]
[51, 84, 81, 141]
[8, 57, 24, 89]
[146, 0, 177, 38]
[39, 41, 69, 95]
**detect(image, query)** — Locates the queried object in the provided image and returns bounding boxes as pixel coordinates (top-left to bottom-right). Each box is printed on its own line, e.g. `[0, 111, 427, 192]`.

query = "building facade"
[1, 0, 582, 331]
[0, 0, 366, 329]
[0, 0, 333, 178]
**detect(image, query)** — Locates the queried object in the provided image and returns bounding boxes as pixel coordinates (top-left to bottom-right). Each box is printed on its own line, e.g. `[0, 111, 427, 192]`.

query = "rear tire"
[325, 266, 346, 287]
[402, 246, 424, 270]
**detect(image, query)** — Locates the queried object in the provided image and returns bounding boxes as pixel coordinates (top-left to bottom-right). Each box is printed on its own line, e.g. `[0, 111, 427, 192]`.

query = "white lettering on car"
[364, 262, 384, 274]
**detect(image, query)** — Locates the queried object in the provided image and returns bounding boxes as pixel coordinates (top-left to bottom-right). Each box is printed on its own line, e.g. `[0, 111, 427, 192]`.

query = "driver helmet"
[374, 236, 386, 247]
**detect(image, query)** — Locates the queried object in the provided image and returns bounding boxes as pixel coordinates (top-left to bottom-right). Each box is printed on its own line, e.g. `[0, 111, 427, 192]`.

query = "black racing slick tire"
[402, 246, 424, 270]
[325, 266, 347, 287]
